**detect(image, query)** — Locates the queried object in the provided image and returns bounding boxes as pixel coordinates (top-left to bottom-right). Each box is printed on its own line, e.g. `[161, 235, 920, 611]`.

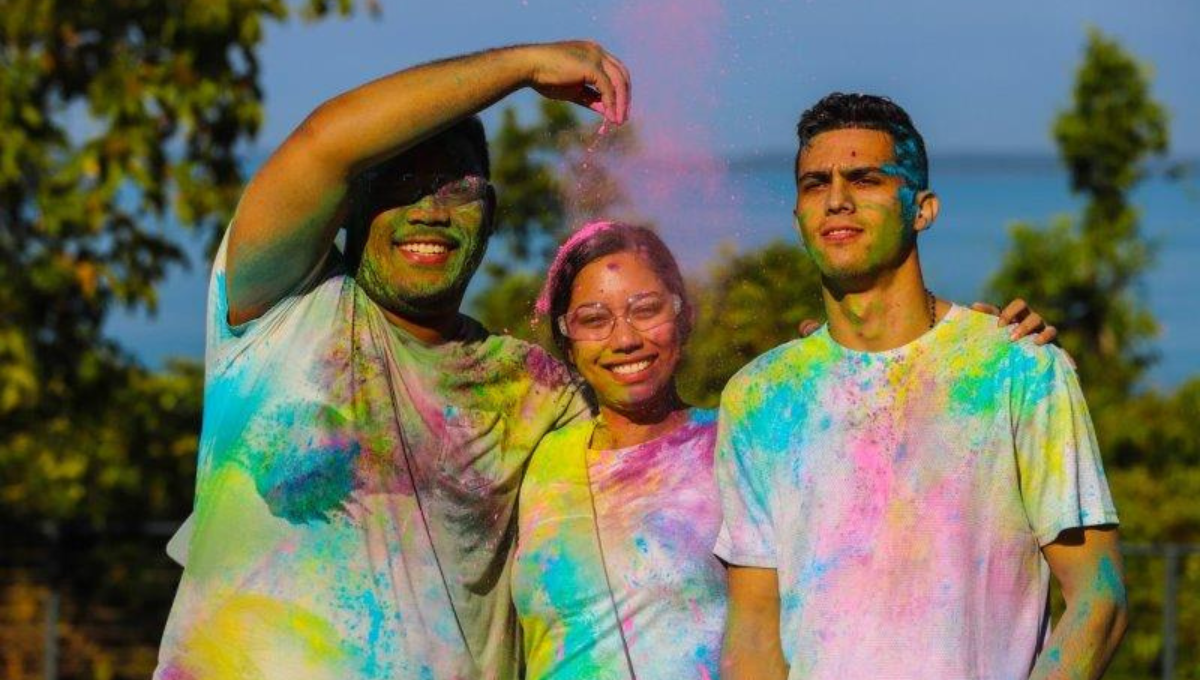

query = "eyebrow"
[798, 165, 887, 183]
[569, 291, 668, 312]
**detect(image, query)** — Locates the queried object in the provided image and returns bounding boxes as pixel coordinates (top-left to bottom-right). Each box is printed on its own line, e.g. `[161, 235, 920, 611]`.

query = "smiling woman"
[514, 221, 727, 680]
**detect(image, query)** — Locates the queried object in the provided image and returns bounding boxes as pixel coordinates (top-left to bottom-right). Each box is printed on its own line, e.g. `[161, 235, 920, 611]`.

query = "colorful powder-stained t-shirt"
[154, 234, 586, 680]
[513, 409, 727, 680]
[714, 306, 1118, 680]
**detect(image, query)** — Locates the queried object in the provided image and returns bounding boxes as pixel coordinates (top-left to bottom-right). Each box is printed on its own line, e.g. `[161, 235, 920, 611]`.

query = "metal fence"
[1121, 543, 1200, 679]
[1, 524, 1197, 679]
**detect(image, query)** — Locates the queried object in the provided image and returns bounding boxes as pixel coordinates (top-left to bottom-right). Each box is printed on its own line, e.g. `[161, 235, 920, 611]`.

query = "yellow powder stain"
[178, 593, 354, 680]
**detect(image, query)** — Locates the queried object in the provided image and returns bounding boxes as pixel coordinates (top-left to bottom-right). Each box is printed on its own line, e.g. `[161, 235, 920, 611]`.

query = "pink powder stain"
[839, 435, 894, 549]
[524, 345, 571, 387]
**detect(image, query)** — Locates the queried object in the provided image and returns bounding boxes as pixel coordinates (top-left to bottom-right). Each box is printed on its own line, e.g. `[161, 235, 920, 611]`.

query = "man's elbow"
[1086, 579, 1129, 651]
[1106, 583, 1129, 647]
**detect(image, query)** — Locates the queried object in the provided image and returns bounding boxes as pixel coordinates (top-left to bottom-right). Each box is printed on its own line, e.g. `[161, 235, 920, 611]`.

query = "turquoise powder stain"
[946, 349, 1008, 418]
[882, 135, 924, 227]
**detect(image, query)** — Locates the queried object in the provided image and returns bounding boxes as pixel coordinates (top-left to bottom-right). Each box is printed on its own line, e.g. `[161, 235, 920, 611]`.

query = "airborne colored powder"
[559, 0, 744, 270]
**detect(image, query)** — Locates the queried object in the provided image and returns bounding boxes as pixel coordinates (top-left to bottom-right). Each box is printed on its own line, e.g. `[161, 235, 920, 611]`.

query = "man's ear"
[913, 190, 939, 233]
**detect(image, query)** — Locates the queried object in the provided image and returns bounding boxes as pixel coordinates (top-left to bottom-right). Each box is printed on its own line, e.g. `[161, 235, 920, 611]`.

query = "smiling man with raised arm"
[716, 94, 1126, 680]
[154, 42, 629, 680]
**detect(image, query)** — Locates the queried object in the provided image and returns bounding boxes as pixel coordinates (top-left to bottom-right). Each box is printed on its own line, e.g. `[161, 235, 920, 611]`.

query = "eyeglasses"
[369, 173, 491, 209]
[558, 292, 683, 342]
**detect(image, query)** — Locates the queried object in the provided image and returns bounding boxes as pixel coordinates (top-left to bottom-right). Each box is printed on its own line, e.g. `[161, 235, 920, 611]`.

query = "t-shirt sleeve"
[1011, 345, 1119, 546]
[205, 226, 336, 369]
[713, 374, 778, 568]
[554, 384, 592, 430]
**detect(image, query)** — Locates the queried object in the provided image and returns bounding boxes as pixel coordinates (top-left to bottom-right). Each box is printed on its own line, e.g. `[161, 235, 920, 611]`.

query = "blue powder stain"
[357, 582, 388, 676]
[253, 404, 361, 524]
[1096, 554, 1123, 596]
[635, 536, 649, 555]
[798, 555, 838, 589]
[882, 135, 925, 227]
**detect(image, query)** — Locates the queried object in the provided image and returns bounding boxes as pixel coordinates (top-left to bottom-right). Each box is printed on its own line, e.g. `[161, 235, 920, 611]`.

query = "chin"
[601, 379, 672, 412]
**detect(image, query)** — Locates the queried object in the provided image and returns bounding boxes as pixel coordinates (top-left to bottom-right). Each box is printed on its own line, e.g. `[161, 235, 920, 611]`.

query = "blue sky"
[254, 0, 1199, 158]
[107, 0, 1200, 385]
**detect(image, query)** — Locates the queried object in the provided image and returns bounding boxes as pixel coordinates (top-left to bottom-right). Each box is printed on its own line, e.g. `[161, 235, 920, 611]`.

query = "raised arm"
[226, 41, 630, 325]
[722, 565, 789, 680]
[1030, 527, 1128, 680]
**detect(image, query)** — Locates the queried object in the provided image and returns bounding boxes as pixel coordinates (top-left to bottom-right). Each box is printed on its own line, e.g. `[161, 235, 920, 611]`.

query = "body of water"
[106, 153, 1199, 388]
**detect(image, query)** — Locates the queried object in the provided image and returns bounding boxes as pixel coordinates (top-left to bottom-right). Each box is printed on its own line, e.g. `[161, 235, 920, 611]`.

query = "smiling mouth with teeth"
[398, 241, 452, 255]
[610, 358, 653, 375]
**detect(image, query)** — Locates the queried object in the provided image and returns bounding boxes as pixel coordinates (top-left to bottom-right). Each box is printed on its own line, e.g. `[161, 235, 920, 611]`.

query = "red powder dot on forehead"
[606, 262, 621, 270]
[851, 151, 857, 157]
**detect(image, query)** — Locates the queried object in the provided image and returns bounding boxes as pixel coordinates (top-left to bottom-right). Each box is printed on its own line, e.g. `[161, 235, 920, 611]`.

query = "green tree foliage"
[987, 28, 1167, 409]
[0, 0, 357, 525]
[472, 270, 547, 347]
[677, 242, 823, 407]
[986, 29, 1198, 679]
[0, 360, 202, 525]
[0, 5, 362, 676]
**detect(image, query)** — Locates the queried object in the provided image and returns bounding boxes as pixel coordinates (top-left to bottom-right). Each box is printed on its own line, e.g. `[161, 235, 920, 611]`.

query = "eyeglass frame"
[556, 292, 684, 342]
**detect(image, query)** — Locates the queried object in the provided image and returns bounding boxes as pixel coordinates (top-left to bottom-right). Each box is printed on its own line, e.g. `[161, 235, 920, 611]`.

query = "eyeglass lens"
[564, 294, 678, 341]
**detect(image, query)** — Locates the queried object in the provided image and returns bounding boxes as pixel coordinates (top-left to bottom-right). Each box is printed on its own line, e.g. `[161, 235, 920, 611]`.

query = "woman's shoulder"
[524, 419, 594, 485]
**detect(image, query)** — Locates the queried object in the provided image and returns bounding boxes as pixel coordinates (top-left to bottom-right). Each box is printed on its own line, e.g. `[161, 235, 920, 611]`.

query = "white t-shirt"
[715, 306, 1118, 680]
[513, 408, 726, 680]
[154, 234, 585, 680]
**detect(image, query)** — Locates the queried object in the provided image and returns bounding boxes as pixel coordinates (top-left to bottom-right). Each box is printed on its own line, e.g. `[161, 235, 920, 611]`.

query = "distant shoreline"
[727, 152, 1199, 175]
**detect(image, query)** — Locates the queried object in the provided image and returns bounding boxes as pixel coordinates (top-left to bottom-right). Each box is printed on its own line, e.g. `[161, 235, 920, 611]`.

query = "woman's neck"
[593, 388, 689, 450]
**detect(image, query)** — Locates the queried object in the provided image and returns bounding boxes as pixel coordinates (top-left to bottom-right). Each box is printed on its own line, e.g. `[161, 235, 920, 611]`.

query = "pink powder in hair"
[534, 219, 622, 317]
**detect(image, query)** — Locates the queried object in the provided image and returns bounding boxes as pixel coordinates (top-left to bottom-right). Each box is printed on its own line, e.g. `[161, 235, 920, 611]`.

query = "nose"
[608, 315, 644, 353]
[406, 196, 453, 225]
[826, 174, 853, 214]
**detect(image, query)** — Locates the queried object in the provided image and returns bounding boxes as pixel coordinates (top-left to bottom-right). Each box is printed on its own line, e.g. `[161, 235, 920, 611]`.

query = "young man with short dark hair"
[717, 93, 1127, 680]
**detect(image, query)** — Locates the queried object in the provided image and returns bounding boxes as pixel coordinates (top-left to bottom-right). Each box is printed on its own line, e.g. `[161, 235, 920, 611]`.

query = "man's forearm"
[1029, 587, 1127, 679]
[723, 566, 789, 680]
[722, 626, 788, 680]
[298, 46, 533, 176]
